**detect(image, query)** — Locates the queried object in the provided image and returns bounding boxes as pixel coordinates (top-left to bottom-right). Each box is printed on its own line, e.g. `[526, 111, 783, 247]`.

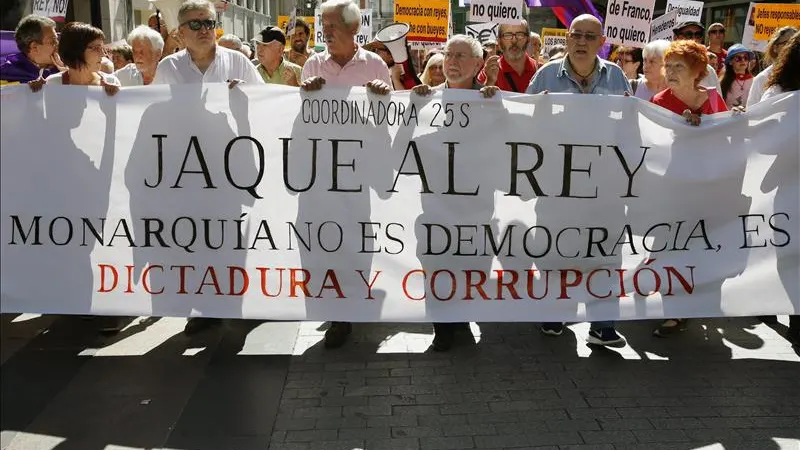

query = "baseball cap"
[673, 21, 705, 33]
[255, 26, 286, 45]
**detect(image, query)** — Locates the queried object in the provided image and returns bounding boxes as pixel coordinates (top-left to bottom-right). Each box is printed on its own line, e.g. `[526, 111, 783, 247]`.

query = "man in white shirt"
[115, 25, 164, 86]
[152, 0, 263, 86]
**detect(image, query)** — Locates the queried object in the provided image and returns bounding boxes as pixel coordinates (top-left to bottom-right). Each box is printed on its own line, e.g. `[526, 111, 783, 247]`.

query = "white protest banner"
[650, 10, 678, 42]
[2, 85, 799, 322]
[466, 22, 499, 44]
[31, 0, 69, 21]
[605, 0, 655, 48]
[468, 0, 524, 24]
[314, 9, 372, 49]
[665, 0, 703, 24]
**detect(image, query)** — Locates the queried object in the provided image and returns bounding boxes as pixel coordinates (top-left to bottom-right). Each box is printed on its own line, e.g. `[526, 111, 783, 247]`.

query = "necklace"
[572, 61, 597, 89]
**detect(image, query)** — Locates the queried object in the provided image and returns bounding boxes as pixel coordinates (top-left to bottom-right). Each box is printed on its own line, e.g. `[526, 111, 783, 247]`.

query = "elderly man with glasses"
[478, 19, 538, 93]
[152, 0, 262, 86]
[525, 14, 629, 347]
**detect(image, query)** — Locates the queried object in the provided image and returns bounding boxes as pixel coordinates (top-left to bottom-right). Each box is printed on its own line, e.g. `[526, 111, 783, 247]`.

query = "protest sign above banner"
[665, 0, 703, 24]
[2, 85, 798, 322]
[468, 0, 525, 25]
[541, 27, 566, 55]
[741, 3, 765, 52]
[752, 3, 800, 41]
[466, 22, 499, 44]
[650, 10, 678, 42]
[313, 9, 373, 49]
[604, 0, 655, 48]
[395, 0, 450, 42]
[278, 15, 316, 48]
[31, 0, 69, 22]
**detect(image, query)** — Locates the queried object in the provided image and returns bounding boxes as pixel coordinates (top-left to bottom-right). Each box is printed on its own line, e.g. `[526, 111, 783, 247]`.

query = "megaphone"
[375, 23, 410, 63]
[149, 0, 183, 32]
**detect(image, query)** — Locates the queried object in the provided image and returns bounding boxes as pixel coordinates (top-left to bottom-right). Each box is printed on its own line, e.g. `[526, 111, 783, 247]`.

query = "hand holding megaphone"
[375, 23, 410, 63]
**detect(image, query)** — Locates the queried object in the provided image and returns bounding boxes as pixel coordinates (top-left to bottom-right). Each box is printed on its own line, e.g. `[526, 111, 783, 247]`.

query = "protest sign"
[752, 3, 800, 41]
[395, 0, 450, 42]
[468, 0, 525, 25]
[466, 22, 499, 44]
[278, 15, 315, 48]
[604, 0, 655, 48]
[541, 27, 566, 55]
[313, 9, 373, 49]
[650, 10, 678, 42]
[31, 0, 69, 21]
[3, 86, 799, 322]
[665, 0, 703, 24]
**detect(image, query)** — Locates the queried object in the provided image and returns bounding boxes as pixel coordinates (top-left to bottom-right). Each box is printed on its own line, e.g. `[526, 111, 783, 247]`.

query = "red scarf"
[735, 73, 753, 81]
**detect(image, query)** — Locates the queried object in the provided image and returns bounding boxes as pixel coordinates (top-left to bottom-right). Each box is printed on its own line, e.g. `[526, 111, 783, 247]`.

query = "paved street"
[1, 313, 798, 450]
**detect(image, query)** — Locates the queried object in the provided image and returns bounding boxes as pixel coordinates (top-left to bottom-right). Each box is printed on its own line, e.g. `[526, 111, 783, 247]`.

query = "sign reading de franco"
[604, 0, 655, 48]
[468, 0, 525, 25]
[394, 0, 450, 42]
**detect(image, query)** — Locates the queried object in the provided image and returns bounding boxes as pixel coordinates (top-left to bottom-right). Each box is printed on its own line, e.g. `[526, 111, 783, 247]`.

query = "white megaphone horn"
[375, 23, 410, 63]
[149, 0, 183, 32]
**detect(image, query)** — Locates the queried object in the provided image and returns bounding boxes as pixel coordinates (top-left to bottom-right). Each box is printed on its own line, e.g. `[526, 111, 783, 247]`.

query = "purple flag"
[526, 0, 610, 59]
[1, 31, 20, 66]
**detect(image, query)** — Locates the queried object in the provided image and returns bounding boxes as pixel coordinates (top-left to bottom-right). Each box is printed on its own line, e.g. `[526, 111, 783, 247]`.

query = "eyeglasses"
[678, 31, 704, 39]
[732, 54, 751, 62]
[181, 19, 217, 31]
[568, 32, 599, 42]
[86, 43, 104, 52]
[709, 29, 725, 35]
[500, 32, 528, 41]
[442, 51, 472, 61]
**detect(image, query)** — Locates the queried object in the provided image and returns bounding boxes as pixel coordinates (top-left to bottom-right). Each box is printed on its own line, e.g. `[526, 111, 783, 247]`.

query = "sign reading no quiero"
[468, 0, 524, 25]
[604, 0, 655, 48]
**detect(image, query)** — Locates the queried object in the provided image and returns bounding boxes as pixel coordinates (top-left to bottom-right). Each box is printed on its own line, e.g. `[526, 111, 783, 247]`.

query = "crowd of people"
[1, 0, 798, 351]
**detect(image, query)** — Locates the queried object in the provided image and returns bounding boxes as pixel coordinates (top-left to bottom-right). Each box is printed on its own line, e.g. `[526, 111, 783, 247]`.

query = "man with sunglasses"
[707, 23, 727, 74]
[152, 0, 262, 87]
[525, 14, 630, 347]
[477, 19, 537, 93]
[672, 21, 722, 94]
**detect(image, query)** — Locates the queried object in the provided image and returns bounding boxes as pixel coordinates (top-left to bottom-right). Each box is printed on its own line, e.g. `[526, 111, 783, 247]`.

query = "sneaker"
[653, 318, 688, 337]
[587, 327, 625, 346]
[324, 321, 352, 349]
[541, 322, 564, 336]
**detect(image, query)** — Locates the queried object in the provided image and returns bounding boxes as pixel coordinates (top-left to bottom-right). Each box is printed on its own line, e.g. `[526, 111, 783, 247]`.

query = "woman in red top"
[651, 40, 727, 126]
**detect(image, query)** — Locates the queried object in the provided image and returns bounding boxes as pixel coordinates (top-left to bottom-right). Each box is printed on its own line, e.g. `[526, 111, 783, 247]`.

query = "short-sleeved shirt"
[114, 63, 145, 86]
[301, 46, 392, 88]
[525, 56, 631, 95]
[257, 59, 302, 85]
[747, 65, 772, 107]
[0, 52, 59, 85]
[650, 87, 728, 115]
[477, 55, 537, 93]
[152, 46, 264, 85]
[45, 71, 121, 86]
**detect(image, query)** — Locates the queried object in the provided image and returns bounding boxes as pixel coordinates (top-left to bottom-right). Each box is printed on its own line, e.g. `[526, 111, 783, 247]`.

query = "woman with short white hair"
[633, 39, 670, 100]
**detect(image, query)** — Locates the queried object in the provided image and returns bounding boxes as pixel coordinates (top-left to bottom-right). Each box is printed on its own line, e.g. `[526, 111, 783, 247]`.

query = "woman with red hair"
[651, 40, 727, 126]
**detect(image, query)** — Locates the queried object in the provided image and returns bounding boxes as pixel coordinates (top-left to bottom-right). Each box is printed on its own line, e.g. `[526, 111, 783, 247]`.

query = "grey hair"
[178, 0, 217, 23]
[219, 34, 243, 49]
[445, 34, 483, 58]
[320, 0, 361, 25]
[530, 32, 541, 40]
[643, 39, 671, 60]
[14, 14, 56, 55]
[127, 25, 165, 53]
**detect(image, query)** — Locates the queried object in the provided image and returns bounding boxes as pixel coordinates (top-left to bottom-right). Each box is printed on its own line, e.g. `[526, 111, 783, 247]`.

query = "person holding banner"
[477, 20, 538, 94]
[672, 22, 722, 94]
[0, 15, 61, 86]
[43, 22, 121, 95]
[747, 26, 797, 107]
[633, 39, 669, 101]
[719, 44, 755, 109]
[525, 14, 629, 346]
[114, 25, 164, 86]
[299, 0, 393, 349]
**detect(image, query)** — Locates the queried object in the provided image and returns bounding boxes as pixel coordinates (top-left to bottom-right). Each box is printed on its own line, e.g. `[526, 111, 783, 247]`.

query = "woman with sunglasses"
[747, 26, 798, 107]
[43, 22, 119, 95]
[613, 46, 643, 82]
[720, 44, 755, 109]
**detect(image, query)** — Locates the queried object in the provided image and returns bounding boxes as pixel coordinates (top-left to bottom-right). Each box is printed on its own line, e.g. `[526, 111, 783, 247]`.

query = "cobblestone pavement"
[1, 314, 798, 450]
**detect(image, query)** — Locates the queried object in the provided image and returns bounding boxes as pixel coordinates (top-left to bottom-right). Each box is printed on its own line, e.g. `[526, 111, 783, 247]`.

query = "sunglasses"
[568, 32, 599, 42]
[679, 31, 705, 39]
[181, 19, 216, 31]
[732, 54, 751, 62]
